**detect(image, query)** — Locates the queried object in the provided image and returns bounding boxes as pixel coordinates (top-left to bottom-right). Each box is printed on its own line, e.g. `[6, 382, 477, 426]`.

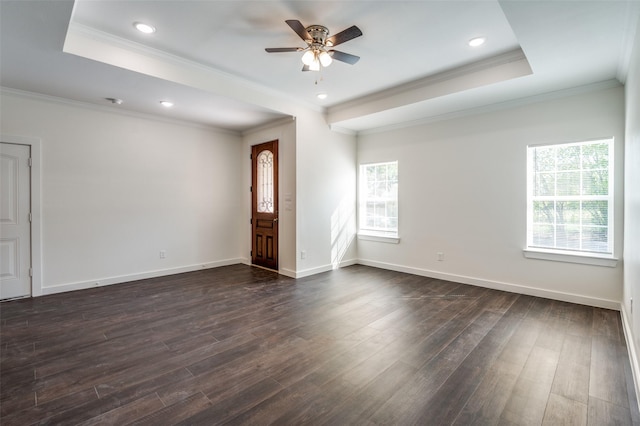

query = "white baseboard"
[238, 259, 353, 279]
[39, 256, 619, 312]
[293, 258, 358, 279]
[236, 257, 349, 279]
[294, 264, 334, 279]
[339, 258, 359, 268]
[620, 306, 640, 412]
[279, 268, 297, 278]
[356, 259, 620, 310]
[40, 258, 244, 296]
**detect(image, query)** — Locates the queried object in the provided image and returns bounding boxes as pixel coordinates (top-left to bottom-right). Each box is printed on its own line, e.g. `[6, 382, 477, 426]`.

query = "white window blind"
[359, 161, 398, 236]
[526, 138, 613, 256]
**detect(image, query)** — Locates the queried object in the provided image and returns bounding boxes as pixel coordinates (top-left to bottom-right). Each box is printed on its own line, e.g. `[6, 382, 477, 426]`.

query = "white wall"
[241, 107, 357, 279]
[0, 89, 358, 293]
[0, 91, 244, 295]
[0, 79, 626, 312]
[622, 16, 640, 400]
[295, 108, 358, 277]
[242, 118, 297, 277]
[357, 85, 625, 308]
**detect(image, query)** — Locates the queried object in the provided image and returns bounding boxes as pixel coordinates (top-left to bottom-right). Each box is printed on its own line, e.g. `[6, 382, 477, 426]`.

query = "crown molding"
[616, 4, 640, 83]
[356, 79, 622, 136]
[64, 22, 323, 116]
[328, 124, 357, 136]
[327, 48, 532, 127]
[0, 87, 241, 136]
[242, 115, 296, 136]
[329, 48, 530, 116]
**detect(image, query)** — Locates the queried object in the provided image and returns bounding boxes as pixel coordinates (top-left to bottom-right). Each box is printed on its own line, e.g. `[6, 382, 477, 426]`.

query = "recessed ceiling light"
[317, 93, 328, 100]
[159, 100, 174, 107]
[468, 37, 486, 47]
[134, 22, 156, 34]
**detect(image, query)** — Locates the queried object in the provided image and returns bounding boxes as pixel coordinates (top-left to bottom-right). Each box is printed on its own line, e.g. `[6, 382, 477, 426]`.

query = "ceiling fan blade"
[265, 47, 302, 53]
[302, 64, 311, 72]
[329, 50, 360, 65]
[286, 19, 311, 42]
[326, 25, 362, 47]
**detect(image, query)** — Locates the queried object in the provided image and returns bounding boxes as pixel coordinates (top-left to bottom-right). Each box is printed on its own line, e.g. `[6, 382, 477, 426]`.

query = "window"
[526, 138, 614, 263]
[359, 161, 398, 241]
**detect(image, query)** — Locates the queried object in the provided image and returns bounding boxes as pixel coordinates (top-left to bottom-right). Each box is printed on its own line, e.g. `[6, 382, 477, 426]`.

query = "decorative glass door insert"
[257, 150, 274, 213]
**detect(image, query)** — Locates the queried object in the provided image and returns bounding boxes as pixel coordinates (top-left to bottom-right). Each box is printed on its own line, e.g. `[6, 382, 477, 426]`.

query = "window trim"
[524, 137, 616, 266]
[358, 160, 399, 241]
[523, 248, 618, 267]
[357, 231, 400, 244]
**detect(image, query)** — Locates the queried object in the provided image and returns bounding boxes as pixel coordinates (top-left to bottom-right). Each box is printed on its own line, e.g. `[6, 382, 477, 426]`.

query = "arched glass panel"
[257, 150, 274, 213]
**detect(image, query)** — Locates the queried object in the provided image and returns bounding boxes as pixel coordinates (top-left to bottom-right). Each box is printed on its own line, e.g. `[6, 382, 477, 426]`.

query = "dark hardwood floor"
[1, 264, 639, 425]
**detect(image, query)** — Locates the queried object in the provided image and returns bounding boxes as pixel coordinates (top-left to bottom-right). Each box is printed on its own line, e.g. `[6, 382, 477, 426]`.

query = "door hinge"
[29, 268, 33, 277]
[28, 212, 32, 222]
[250, 154, 252, 160]
[250, 218, 252, 224]
[250, 186, 252, 192]
[28, 157, 33, 167]
[250, 250, 252, 257]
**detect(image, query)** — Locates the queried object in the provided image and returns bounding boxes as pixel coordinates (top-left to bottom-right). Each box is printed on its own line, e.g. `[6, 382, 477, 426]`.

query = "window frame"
[357, 160, 400, 244]
[524, 137, 617, 267]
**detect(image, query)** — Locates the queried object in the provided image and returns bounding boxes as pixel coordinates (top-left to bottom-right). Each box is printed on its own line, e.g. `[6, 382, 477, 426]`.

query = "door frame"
[1, 134, 42, 297]
[251, 140, 279, 271]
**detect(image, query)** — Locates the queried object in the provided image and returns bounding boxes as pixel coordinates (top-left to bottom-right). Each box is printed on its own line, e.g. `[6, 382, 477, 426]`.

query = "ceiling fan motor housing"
[306, 25, 330, 45]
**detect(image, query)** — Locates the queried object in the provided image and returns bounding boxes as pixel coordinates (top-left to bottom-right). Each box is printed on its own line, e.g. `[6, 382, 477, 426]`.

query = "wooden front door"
[251, 140, 278, 270]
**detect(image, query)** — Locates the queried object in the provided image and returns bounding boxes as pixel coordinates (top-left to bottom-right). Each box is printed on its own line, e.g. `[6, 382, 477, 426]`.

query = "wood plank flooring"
[1, 264, 639, 425]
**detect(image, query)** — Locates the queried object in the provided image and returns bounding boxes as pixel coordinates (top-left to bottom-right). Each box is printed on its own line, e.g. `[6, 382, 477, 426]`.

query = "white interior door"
[1, 142, 31, 300]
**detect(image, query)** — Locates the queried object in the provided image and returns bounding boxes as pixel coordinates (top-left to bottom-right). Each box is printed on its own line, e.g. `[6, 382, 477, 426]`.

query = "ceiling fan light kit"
[301, 49, 332, 69]
[266, 20, 362, 72]
[301, 50, 316, 66]
[319, 51, 332, 67]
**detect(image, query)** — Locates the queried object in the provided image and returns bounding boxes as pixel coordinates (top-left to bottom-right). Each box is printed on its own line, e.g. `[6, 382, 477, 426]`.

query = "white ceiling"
[1, 1, 639, 133]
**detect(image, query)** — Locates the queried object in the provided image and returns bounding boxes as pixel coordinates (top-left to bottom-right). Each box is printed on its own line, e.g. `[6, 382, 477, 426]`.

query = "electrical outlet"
[301, 250, 306, 259]
[437, 252, 444, 261]
[159, 250, 166, 259]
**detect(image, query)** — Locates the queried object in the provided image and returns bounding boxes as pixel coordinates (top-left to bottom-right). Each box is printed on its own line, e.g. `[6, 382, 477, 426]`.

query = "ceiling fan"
[265, 20, 362, 71]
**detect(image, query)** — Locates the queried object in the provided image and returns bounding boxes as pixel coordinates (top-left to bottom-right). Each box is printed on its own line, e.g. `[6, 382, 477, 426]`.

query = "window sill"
[358, 232, 400, 244]
[523, 248, 618, 267]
